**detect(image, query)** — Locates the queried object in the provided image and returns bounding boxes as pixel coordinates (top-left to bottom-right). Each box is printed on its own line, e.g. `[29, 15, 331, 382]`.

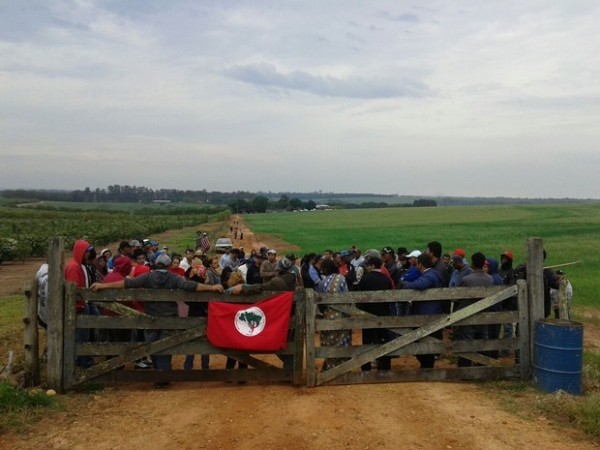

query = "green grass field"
[244, 203, 600, 307]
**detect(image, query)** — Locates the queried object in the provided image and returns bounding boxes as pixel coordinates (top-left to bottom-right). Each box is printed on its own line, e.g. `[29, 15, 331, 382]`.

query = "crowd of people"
[38, 232, 572, 386]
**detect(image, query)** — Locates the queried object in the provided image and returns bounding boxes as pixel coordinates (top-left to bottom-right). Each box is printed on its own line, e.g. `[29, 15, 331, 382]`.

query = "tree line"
[0, 187, 436, 212]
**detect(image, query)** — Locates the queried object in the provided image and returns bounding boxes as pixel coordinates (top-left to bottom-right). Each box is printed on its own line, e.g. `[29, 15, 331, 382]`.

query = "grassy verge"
[0, 296, 25, 369]
[0, 296, 58, 435]
[0, 383, 60, 434]
[483, 351, 600, 439]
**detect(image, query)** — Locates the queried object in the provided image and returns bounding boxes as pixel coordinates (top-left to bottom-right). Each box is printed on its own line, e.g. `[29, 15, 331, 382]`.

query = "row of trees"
[0, 187, 436, 211]
[0, 186, 256, 205]
[229, 195, 317, 213]
[228, 195, 436, 213]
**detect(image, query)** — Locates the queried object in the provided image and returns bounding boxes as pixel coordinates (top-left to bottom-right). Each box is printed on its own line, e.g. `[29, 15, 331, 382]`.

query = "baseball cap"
[501, 250, 514, 261]
[452, 248, 466, 258]
[277, 258, 292, 272]
[407, 250, 422, 258]
[363, 249, 381, 259]
[267, 249, 277, 255]
[155, 254, 172, 267]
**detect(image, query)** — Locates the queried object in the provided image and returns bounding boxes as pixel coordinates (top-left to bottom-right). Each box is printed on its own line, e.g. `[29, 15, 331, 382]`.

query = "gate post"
[292, 287, 306, 386]
[63, 282, 77, 390]
[526, 237, 544, 374]
[304, 289, 317, 387]
[23, 280, 41, 387]
[46, 237, 65, 393]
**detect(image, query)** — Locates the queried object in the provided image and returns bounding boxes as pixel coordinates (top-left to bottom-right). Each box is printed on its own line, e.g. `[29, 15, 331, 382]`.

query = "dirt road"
[0, 215, 598, 449]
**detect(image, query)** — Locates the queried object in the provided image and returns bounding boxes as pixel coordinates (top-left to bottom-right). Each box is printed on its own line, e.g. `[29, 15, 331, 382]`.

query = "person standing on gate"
[454, 252, 494, 367]
[357, 252, 394, 371]
[260, 249, 279, 282]
[401, 253, 445, 369]
[65, 239, 100, 368]
[426, 241, 449, 287]
[91, 254, 224, 388]
[316, 258, 351, 371]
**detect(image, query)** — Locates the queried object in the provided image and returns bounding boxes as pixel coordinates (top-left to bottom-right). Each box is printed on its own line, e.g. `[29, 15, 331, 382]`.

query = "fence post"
[63, 282, 77, 390]
[292, 287, 306, 386]
[516, 280, 530, 379]
[46, 237, 65, 393]
[304, 289, 317, 387]
[526, 237, 544, 373]
[23, 280, 41, 387]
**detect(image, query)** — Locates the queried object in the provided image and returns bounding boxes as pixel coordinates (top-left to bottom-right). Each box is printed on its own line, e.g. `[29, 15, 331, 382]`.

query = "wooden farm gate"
[22, 237, 547, 391]
[304, 237, 548, 387]
[24, 238, 305, 392]
[305, 282, 526, 386]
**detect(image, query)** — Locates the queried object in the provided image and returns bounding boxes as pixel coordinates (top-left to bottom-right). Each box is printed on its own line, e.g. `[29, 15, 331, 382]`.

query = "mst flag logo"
[235, 306, 266, 336]
[207, 292, 294, 351]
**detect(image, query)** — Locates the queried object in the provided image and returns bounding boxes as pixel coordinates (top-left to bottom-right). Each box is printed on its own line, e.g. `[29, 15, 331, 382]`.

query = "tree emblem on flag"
[234, 306, 266, 336]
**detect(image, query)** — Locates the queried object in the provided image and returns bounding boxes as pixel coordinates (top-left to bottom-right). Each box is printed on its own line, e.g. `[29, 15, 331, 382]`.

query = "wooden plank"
[292, 287, 306, 386]
[93, 302, 150, 318]
[305, 288, 317, 387]
[22, 280, 40, 387]
[317, 286, 516, 385]
[314, 310, 518, 331]
[74, 325, 206, 385]
[321, 366, 520, 386]
[46, 236, 65, 393]
[93, 368, 292, 384]
[315, 338, 519, 358]
[62, 282, 77, 390]
[218, 351, 283, 370]
[453, 352, 504, 367]
[526, 237, 544, 364]
[76, 316, 206, 329]
[517, 279, 530, 380]
[80, 289, 286, 303]
[77, 314, 297, 330]
[315, 285, 506, 305]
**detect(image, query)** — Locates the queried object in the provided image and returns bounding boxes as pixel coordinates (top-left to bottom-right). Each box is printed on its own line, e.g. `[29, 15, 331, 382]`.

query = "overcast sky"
[1, 1, 599, 198]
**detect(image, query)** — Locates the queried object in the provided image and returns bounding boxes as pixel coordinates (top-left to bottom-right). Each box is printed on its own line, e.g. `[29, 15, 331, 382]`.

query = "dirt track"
[1, 215, 598, 449]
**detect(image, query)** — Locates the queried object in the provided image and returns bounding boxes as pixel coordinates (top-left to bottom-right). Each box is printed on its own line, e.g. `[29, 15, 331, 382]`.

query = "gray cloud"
[222, 62, 430, 99]
[376, 10, 421, 23]
[0, 1, 599, 198]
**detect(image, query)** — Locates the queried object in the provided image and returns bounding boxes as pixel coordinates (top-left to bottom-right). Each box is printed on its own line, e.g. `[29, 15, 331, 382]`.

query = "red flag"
[207, 292, 294, 351]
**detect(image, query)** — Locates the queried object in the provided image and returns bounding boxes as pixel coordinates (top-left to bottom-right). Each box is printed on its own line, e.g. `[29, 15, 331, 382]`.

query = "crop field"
[0, 204, 228, 260]
[244, 203, 600, 307]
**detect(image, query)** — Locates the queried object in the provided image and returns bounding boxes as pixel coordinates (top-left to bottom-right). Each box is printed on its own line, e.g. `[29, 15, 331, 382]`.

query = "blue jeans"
[144, 329, 173, 371]
[75, 303, 100, 368]
[184, 354, 210, 370]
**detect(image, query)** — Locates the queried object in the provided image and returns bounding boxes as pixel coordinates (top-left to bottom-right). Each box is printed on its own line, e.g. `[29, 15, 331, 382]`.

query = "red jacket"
[64, 239, 91, 312]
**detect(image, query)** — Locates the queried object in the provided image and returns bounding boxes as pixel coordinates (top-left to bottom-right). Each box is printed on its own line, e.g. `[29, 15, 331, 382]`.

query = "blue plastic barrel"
[533, 319, 583, 395]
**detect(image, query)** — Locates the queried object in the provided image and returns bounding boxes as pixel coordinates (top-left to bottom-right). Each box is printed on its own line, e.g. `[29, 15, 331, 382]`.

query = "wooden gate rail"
[306, 283, 526, 387]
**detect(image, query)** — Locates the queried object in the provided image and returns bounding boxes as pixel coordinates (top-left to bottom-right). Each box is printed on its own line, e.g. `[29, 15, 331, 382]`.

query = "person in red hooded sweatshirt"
[64, 239, 98, 368]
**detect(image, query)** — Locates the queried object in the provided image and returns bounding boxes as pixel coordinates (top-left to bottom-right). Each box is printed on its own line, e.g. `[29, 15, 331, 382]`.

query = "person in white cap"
[401, 250, 422, 282]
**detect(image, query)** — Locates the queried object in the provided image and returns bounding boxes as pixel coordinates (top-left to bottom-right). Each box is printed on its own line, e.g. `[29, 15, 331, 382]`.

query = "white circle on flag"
[234, 306, 266, 337]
